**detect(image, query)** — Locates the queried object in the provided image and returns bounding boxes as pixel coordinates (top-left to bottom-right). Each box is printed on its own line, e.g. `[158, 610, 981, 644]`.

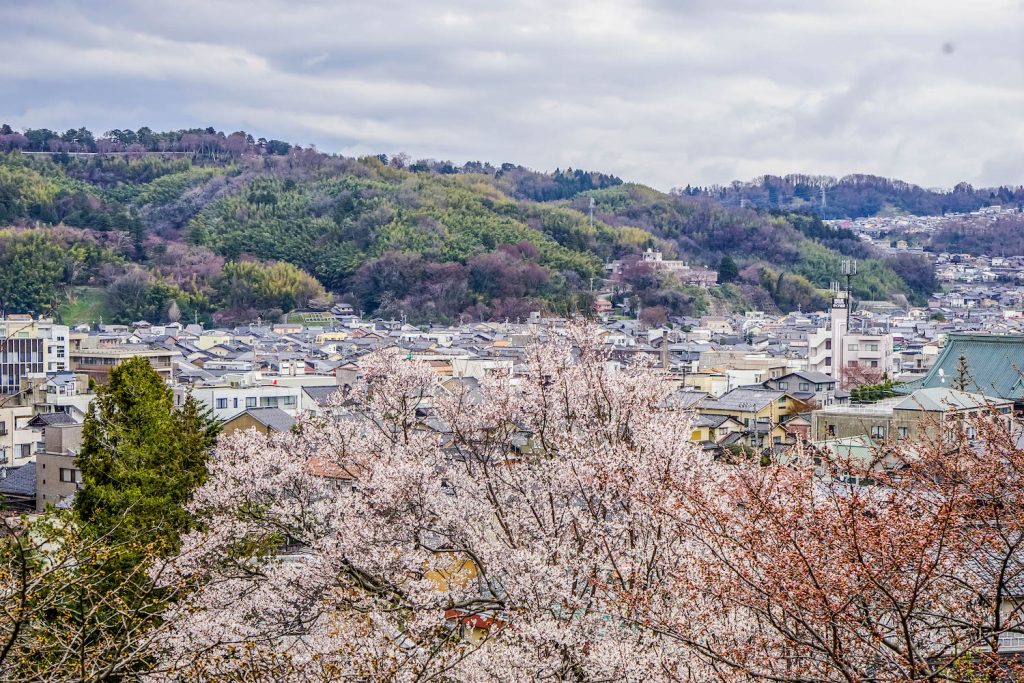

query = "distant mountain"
[0, 125, 939, 324]
[675, 174, 1022, 220]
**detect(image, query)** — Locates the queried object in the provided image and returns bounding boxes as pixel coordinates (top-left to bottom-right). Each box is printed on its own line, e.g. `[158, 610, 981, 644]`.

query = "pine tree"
[74, 357, 220, 556]
[953, 353, 973, 392]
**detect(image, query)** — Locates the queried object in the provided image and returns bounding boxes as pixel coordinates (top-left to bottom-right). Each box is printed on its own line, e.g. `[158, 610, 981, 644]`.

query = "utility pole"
[841, 259, 857, 331]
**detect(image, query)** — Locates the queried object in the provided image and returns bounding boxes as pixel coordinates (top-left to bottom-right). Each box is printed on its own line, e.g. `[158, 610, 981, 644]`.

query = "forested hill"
[0, 125, 936, 325]
[677, 174, 1023, 220]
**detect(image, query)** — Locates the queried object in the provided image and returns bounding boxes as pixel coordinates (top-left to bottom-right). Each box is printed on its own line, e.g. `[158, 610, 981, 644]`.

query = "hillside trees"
[0, 125, 945, 321]
[212, 259, 328, 320]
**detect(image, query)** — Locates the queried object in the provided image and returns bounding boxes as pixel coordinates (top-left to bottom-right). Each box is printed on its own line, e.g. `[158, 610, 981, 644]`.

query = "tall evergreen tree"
[74, 357, 220, 556]
[717, 255, 739, 284]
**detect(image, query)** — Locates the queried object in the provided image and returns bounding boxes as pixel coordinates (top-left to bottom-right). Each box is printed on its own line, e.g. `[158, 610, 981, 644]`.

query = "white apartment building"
[176, 379, 303, 421]
[0, 316, 70, 394]
[0, 405, 38, 466]
[804, 296, 898, 383]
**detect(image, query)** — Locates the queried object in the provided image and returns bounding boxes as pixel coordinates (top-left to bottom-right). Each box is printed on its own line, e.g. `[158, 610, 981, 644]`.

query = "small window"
[799, 383, 810, 391]
[233, 397, 239, 409]
[20, 444, 31, 458]
[59, 468, 82, 483]
[215, 398, 228, 409]
[870, 425, 885, 439]
[898, 426, 909, 439]
[778, 381, 788, 389]
[283, 396, 296, 406]
[246, 397, 257, 408]
[848, 344, 859, 351]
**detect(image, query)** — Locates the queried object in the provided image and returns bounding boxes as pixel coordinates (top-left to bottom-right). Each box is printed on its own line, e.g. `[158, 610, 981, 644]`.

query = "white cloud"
[1, 0, 1022, 190]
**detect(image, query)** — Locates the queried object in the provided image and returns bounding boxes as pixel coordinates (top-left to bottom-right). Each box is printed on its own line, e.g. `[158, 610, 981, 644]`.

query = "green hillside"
[0, 125, 929, 324]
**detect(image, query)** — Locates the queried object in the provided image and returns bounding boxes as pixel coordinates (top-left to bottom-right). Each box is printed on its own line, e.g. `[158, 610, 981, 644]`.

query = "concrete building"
[0, 316, 70, 394]
[811, 388, 1011, 443]
[0, 405, 37, 466]
[34, 422, 83, 511]
[178, 382, 303, 421]
[70, 344, 177, 383]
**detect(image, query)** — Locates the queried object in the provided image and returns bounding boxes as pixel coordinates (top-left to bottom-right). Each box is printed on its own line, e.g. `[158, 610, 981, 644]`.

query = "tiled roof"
[897, 334, 1024, 399]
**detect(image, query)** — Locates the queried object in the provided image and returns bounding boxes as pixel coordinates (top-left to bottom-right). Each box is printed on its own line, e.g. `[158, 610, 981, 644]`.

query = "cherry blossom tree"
[640, 408, 1024, 682]
[147, 326, 1024, 682]
[153, 324, 705, 682]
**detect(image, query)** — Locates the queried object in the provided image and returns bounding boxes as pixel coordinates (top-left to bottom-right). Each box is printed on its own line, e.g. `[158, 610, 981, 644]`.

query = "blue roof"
[897, 334, 1024, 400]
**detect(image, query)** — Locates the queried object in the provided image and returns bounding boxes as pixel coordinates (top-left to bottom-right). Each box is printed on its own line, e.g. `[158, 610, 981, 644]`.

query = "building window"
[799, 383, 810, 391]
[870, 360, 878, 368]
[778, 381, 788, 389]
[215, 398, 228, 409]
[246, 397, 257, 408]
[19, 444, 31, 458]
[898, 426, 909, 439]
[59, 467, 82, 483]
[848, 360, 858, 367]
[233, 397, 239, 409]
[867, 344, 879, 352]
[0, 421, 6, 435]
[283, 396, 296, 406]
[848, 344, 859, 351]
[827, 424, 836, 437]
[870, 425, 885, 439]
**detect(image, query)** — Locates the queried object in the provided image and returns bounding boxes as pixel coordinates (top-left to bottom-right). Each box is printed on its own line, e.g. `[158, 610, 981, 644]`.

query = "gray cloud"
[1, 0, 1022, 189]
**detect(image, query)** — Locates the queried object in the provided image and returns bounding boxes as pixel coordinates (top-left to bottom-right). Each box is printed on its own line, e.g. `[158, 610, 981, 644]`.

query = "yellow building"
[697, 387, 801, 428]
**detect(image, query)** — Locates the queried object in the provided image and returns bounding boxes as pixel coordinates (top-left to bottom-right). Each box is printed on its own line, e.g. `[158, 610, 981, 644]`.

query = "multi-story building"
[0, 316, 70, 394]
[810, 388, 1012, 443]
[0, 405, 38, 466]
[842, 332, 897, 380]
[69, 344, 177, 383]
[804, 297, 898, 384]
[34, 422, 83, 511]
[176, 379, 303, 421]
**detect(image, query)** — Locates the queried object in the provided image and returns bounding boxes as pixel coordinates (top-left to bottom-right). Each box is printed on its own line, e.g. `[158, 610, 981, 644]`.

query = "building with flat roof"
[70, 346, 177, 383]
[0, 316, 70, 394]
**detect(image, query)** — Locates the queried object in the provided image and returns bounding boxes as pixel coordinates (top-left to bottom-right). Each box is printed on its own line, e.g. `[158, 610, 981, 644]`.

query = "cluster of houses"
[2, 291, 1024, 515]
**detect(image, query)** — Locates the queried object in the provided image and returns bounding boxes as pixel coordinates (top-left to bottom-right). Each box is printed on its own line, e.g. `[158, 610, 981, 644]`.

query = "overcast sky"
[2, 0, 1022, 190]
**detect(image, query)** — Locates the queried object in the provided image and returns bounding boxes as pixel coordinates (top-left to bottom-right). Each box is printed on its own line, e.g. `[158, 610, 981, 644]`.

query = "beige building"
[70, 345, 177, 383]
[35, 422, 83, 511]
[811, 388, 1011, 443]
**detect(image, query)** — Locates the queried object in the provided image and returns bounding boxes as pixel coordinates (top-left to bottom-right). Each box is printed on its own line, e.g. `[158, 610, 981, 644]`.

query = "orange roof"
[305, 455, 361, 480]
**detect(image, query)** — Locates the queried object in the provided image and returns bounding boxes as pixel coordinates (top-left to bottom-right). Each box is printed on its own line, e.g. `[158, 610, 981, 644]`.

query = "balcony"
[999, 631, 1024, 652]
